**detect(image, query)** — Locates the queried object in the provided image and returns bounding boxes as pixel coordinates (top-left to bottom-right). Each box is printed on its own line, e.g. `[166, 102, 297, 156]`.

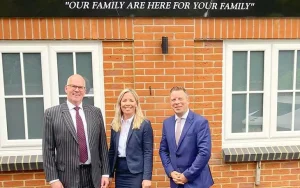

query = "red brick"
[25, 179, 46, 186]
[3, 181, 24, 187]
[0, 175, 12, 181]
[13, 174, 33, 180]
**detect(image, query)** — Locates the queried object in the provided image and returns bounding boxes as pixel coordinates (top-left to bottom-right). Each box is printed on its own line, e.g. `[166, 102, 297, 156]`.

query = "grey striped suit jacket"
[42, 102, 109, 188]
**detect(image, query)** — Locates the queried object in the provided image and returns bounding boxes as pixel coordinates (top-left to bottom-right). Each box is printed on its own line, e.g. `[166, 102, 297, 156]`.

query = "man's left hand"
[101, 177, 109, 188]
[142, 180, 151, 188]
[177, 173, 188, 185]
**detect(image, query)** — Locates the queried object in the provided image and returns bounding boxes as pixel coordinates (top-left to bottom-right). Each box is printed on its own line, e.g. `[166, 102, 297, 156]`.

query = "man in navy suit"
[159, 86, 214, 188]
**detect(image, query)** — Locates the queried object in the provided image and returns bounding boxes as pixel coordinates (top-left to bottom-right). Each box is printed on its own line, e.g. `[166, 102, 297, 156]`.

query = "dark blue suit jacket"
[159, 110, 214, 188]
[109, 119, 153, 180]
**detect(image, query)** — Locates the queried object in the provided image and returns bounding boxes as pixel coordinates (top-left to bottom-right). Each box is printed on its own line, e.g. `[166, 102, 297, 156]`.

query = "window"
[223, 40, 300, 148]
[0, 41, 105, 155]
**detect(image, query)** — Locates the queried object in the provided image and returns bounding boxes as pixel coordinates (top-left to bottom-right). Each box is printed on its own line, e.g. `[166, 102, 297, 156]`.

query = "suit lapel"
[126, 120, 134, 144]
[115, 131, 120, 151]
[177, 111, 194, 149]
[169, 116, 177, 149]
[83, 104, 93, 147]
[61, 103, 78, 143]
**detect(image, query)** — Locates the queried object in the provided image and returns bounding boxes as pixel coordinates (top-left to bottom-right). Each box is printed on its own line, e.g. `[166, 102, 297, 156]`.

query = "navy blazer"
[159, 110, 214, 188]
[108, 119, 153, 180]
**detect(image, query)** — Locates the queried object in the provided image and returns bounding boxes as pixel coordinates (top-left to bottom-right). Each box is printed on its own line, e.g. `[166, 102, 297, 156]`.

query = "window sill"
[0, 155, 43, 172]
[222, 145, 300, 163]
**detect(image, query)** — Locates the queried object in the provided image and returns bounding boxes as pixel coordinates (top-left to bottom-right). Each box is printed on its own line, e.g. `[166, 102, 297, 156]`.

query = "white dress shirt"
[67, 100, 91, 164]
[118, 115, 134, 157]
[174, 109, 190, 137]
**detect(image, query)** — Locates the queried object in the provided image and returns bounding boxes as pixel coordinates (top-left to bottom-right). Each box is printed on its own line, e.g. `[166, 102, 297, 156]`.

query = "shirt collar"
[175, 109, 189, 121]
[121, 115, 134, 124]
[67, 100, 83, 110]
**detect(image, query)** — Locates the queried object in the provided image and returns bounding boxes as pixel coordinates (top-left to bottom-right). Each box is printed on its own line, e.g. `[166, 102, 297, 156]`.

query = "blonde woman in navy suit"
[108, 88, 153, 188]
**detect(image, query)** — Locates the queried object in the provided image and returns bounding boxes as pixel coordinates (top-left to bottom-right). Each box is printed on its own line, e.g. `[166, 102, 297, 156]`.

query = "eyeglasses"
[67, 84, 85, 91]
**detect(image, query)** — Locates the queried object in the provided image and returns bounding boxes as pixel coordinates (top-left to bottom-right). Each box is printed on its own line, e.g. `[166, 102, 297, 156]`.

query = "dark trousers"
[115, 157, 143, 188]
[79, 164, 94, 188]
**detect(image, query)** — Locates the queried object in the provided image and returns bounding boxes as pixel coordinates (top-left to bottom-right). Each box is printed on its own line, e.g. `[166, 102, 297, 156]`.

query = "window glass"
[278, 50, 294, 90]
[6, 98, 25, 139]
[57, 53, 73, 95]
[248, 94, 263, 132]
[2, 53, 22, 95]
[27, 98, 44, 139]
[232, 94, 246, 133]
[24, 53, 43, 95]
[250, 51, 264, 91]
[76, 52, 94, 94]
[232, 51, 247, 91]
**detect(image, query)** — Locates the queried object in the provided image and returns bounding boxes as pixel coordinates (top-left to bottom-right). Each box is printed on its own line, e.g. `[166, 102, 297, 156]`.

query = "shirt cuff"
[49, 179, 59, 184]
[102, 175, 109, 178]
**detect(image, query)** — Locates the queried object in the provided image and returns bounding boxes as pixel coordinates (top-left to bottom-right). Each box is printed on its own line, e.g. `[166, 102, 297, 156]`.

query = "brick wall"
[0, 18, 300, 188]
[0, 171, 47, 187]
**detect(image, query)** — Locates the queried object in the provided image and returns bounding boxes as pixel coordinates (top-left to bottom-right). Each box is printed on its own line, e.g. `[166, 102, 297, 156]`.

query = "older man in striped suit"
[42, 74, 109, 188]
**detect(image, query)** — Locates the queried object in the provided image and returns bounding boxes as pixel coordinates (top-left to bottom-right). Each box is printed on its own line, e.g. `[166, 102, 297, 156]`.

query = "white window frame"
[223, 40, 300, 148]
[0, 41, 105, 156]
[271, 43, 300, 138]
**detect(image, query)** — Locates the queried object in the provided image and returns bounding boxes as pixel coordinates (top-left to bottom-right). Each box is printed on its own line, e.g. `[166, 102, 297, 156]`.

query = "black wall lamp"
[161, 36, 168, 54]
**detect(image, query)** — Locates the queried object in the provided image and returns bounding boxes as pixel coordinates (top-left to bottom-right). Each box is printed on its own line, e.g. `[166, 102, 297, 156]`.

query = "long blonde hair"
[111, 88, 145, 132]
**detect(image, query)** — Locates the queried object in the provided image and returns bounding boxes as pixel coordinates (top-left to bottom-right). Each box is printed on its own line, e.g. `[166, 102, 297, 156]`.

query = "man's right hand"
[108, 178, 113, 187]
[170, 171, 181, 184]
[50, 181, 64, 188]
